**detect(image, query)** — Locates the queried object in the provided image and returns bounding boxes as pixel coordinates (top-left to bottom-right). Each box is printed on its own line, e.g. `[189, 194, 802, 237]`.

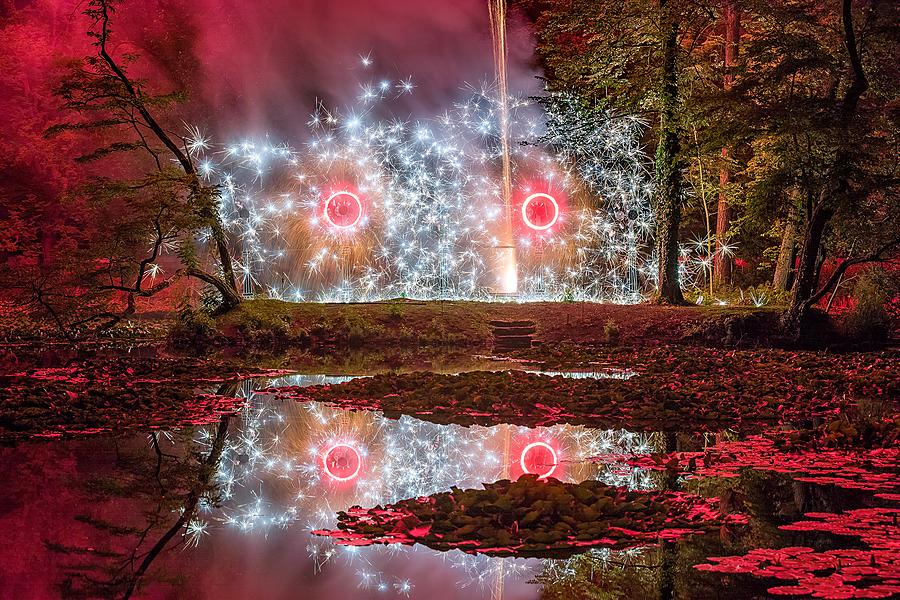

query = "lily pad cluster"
[0, 357, 291, 438]
[595, 424, 900, 495]
[511, 345, 899, 382]
[776, 415, 900, 450]
[0, 381, 245, 438]
[5, 356, 292, 385]
[696, 509, 900, 599]
[314, 475, 747, 557]
[265, 357, 897, 431]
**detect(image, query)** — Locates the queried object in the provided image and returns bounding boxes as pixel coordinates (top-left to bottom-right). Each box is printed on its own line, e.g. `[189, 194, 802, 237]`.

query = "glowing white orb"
[521, 193, 559, 231]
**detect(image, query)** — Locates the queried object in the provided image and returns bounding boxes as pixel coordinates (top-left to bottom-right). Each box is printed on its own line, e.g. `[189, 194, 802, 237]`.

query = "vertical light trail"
[488, 0, 518, 294]
[492, 423, 511, 600]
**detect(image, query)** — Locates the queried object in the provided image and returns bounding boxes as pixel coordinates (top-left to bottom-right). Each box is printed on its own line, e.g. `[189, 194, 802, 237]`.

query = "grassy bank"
[167, 298, 784, 353]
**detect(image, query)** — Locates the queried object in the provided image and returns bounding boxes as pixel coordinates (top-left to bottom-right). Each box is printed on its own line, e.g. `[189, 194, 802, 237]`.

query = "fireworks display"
[187, 62, 665, 302]
[182, 372, 658, 596]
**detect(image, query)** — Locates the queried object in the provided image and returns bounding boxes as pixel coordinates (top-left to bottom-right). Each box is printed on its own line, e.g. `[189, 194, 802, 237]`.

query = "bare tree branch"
[805, 237, 900, 308]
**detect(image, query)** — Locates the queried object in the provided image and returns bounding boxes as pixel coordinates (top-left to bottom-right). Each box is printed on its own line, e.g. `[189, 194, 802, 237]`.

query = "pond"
[0, 364, 898, 599]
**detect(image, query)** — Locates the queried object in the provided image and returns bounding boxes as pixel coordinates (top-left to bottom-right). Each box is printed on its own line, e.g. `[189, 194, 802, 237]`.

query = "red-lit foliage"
[696, 509, 900, 599]
[263, 349, 898, 432]
[0, 356, 291, 438]
[314, 475, 748, 557]
[595, 417, 900, 495]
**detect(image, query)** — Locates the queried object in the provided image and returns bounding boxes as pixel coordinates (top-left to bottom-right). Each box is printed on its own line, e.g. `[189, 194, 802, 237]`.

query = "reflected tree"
[534, 550, 662, 599]
[46, 388, 234, 599]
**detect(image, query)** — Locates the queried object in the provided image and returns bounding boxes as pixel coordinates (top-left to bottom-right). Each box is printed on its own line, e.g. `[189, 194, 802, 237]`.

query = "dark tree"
[718, 0, 900, 332]
[713, 0, 741, 286]
[43, 0, 241, 334]
[530, 0, 721, 304]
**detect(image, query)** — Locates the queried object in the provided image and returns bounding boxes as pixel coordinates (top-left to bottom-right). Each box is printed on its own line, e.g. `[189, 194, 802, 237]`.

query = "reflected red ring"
[520, 441, 558, 479]
[322, 443, 362, 482]
[521, 193, 559, 231]
[323, 191, 363, 229]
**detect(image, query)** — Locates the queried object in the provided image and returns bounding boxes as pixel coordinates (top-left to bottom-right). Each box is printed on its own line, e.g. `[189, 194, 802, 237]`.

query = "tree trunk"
[123, 414, 231, 600]
[714, 0, 740, 286]
[184, 267, 242, 311]
[95, 2, 240, 310]
[208, 215, 239, 297]
[773, 204, 798, 291]
[782, 201, 833, 332]
[654, 1, 685, 304]
[659, 540, 677, 599]
[714, 149, 733, 285]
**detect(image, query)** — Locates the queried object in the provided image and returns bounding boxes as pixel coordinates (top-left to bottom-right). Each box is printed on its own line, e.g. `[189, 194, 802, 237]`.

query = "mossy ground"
[200, 298, 782, 352]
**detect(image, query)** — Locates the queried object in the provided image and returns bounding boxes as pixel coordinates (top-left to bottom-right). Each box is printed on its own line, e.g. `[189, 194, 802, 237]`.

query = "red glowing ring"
[521, 193, 559, 231]
[322, 443, 362, 482]
[323, 191, 363, 229]
[520, 441, 558, 479]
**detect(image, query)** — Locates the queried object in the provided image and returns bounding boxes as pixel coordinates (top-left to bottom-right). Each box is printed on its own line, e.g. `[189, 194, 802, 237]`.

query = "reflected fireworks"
[322, 442, 363, 482]
[186, 372, 657, 595]
[519, 441, 558, 479]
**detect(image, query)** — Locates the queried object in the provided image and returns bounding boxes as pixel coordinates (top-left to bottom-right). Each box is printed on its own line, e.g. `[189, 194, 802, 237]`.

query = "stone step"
[488, 320, 535, 328]
[493, 334, 533, 349]
[492, 326, 536, 335]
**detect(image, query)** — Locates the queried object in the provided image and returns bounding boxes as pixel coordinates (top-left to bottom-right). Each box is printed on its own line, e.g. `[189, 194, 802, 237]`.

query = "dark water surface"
[0, 369, 895, 599]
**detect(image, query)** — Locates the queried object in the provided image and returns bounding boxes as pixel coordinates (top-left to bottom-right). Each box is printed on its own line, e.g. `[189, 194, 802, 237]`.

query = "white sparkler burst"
[186, 70, 681, 302]
[142, 262, 164, 283]
[184, 519, 210, 548]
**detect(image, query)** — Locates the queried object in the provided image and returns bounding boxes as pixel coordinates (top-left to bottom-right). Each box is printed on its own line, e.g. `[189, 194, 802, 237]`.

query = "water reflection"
[523, 370, 636, 380]
[2, 369, 880, 599]
[187, 375, 658, 596]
